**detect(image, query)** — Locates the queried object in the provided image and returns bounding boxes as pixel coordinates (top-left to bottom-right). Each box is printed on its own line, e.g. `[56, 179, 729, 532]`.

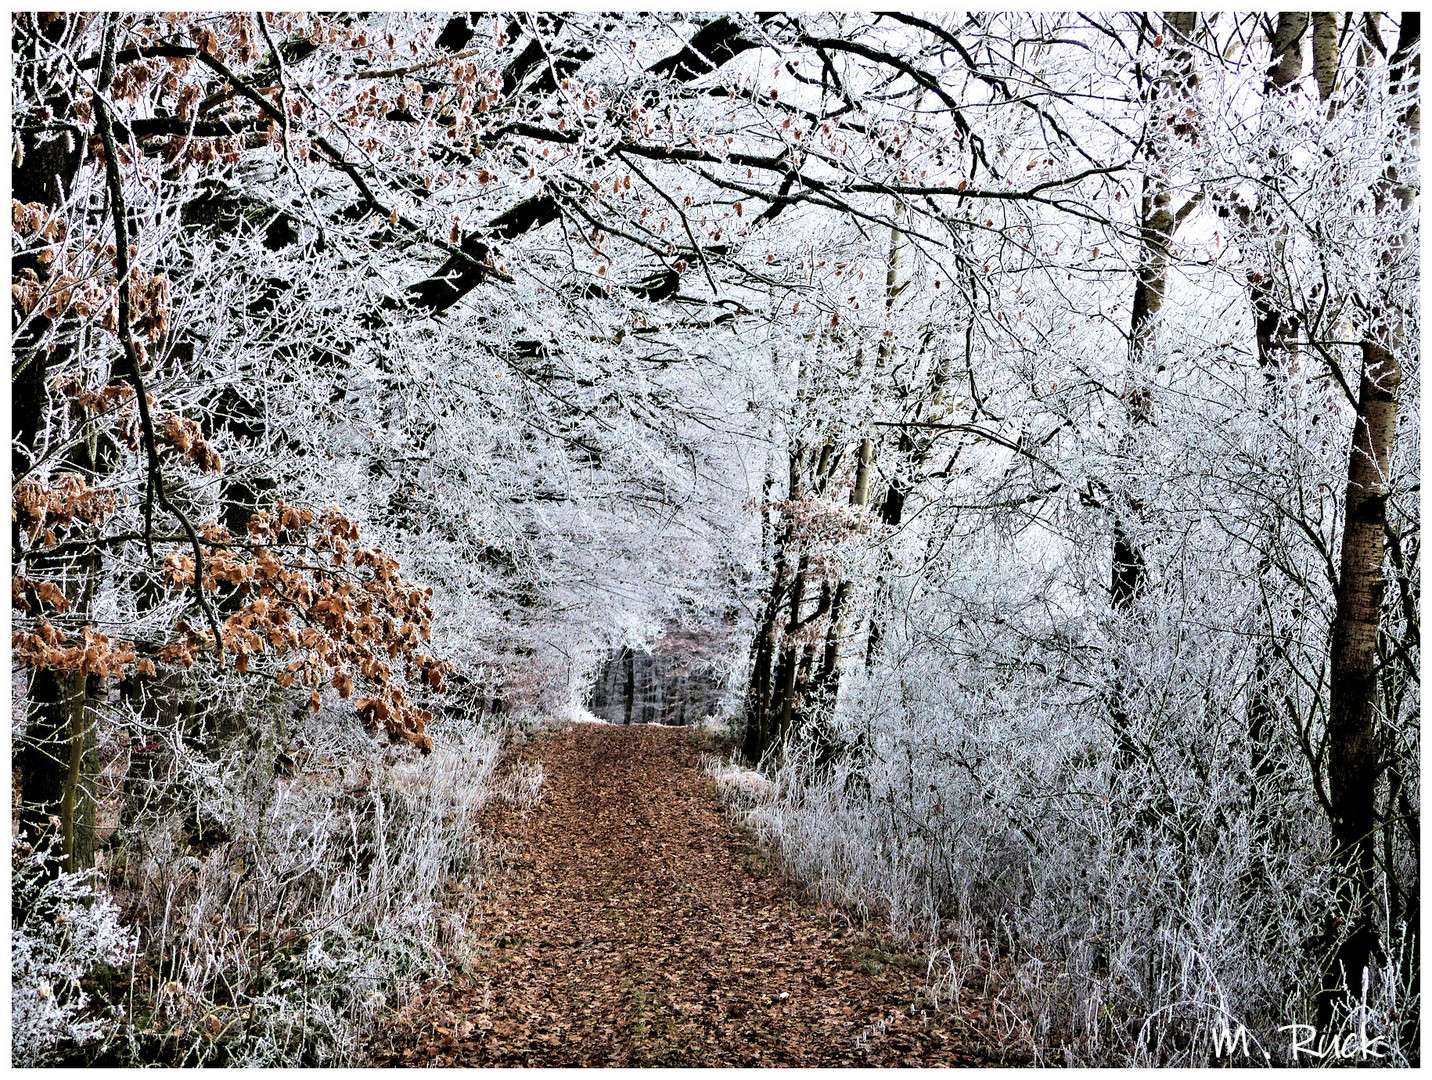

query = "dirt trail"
[372, 723, 1009, 1066]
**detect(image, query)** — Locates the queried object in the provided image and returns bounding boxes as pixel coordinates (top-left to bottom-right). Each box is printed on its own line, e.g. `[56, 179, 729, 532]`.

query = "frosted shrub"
[708, 758, 778, 807]
[729, 588, 1415, 1065]
[499, 759, 547, 809]
[107, 707, 506, 1066]
[11, 838, 138, 1067]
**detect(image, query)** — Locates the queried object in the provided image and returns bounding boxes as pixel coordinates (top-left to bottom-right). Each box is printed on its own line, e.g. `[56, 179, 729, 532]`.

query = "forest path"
[372, 723, 1009, 1066]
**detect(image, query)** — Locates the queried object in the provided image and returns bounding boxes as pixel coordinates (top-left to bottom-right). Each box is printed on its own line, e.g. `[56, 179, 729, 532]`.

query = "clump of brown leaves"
[160, 414, 222, 473]
[13, 473, 121, 547]
[13, 491, 450, 753]
[13, 200, 169, 339]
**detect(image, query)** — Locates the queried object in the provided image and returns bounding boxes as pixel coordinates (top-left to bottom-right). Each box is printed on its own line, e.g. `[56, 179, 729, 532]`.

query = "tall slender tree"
[1322, 10, 1419, 1020]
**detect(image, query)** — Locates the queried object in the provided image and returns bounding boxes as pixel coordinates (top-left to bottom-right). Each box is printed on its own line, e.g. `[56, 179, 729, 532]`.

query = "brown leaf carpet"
[370, 723, 1014, 1066]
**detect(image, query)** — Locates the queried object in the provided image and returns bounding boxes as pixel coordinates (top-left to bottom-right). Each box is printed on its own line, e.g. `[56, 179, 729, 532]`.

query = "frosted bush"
[724, 590, 1415, 1065]
[707, 757, 778, 806]
[108, 705, 509, 1066]
[11, 838, 138, 1067]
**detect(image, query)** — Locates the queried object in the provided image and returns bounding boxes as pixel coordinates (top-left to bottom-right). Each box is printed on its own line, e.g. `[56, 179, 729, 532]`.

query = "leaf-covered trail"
[372, 723, 1008, 1066]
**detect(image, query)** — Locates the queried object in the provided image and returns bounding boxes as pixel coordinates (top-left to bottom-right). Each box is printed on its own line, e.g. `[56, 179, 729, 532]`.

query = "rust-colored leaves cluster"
[128, 268, 170, 340]
[161, 414, 223, 473]
[12, 474, 120, 545]
[12, 199, 63, 239]
[12, 265, 114, 323]
[163, 133, 247, 168]
[13, 495, 449, 755]
[13, 202, 167, 338]
[12, 622, 137, 679]
[12, 577, 70, 614]
[57, 377, 138, 416]
[159, 500, 449, 752]
[54, 377, 146, 450]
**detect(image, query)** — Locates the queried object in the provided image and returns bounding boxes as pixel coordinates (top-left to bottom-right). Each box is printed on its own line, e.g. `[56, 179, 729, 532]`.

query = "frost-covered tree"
[724, 11, 1418, 1065]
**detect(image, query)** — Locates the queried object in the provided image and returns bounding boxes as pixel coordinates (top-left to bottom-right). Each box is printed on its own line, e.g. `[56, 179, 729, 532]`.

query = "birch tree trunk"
[1312, 12, 1340, 102]
[1321, 10, 1419, 1019]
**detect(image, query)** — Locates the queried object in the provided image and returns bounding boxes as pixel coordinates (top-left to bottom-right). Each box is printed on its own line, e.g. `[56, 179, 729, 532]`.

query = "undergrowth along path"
[372, 723, 1012, 1066]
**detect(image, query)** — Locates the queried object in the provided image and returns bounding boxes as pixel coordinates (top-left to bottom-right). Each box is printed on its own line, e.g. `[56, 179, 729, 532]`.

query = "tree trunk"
[18, 543, 101, 872]
[744, 356, 813, 762]
[1108, 11, 1197, 767]
[1267, 12, 1309, 89]
[622, 647, 635, 726]
[775, 553, 809, 746]
[1311, 12, 1339, 102]
[1117, 9, 1198, 596]
[859, 216, 919, 671]
[1320, 11, 1418, 1019]
[1245, 11, 1308, 801]
[13, 16, 131, 876]
[810, 437, 874, 758]
[19, 670, 95, 870]
[744, 597, 779, 760]
[750, 210, 900, 763]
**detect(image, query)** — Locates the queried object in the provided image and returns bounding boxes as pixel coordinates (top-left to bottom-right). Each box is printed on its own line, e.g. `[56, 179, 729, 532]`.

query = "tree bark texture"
[1321, 10, 1418, 1016]
[1311, 13, 1340, 102]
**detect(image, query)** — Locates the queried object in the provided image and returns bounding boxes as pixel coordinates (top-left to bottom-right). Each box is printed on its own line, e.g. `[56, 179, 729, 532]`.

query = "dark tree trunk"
[1246, 11, 1308, 809]
[744, 591, 780, 761]
[12, 14, 98, 873]
[744, 417, 807, 764]
[1320, 342, 1403, 1018]
[1108, 11, 1197, 768]
[622, 647, 635, 726]
[19, 669, 96, 870]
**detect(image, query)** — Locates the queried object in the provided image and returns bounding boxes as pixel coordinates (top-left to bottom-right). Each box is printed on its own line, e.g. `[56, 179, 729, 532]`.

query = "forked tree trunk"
[769, 247, 899, 762]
